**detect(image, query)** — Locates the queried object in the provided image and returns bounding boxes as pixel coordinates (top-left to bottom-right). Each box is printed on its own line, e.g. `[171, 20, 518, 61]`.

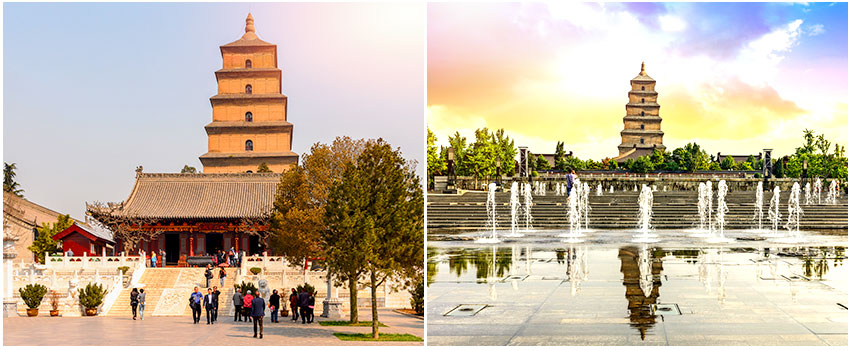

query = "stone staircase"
[427, 190, 849, 231]
[106, 267, 239, 317]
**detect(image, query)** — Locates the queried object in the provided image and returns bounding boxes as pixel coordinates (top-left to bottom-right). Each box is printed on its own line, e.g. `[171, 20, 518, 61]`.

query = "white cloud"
[807, 24, 825, 36]
[659, 15, 687, 32]
[734, 19, 803, 86]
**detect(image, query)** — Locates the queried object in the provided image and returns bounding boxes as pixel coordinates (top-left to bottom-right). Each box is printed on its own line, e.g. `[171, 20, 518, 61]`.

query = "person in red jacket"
[243, 290, 254, 323]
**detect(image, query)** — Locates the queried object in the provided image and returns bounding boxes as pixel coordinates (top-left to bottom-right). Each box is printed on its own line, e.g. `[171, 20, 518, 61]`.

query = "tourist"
[150, 251, 157, 268]
[566, 168, 574, 196]
[219, 267, 227, 287]
[203, 288, 215, 324]
[159, 249, 166, 267]
[232, 288, 244, 322]
[307, 291, 315, 323]
[204, 264, 213, 288]
[212, 286, 221, 322]
[190, 286, 203, 324]
[298, 288, 310, 324]
[130, 287, 139, 320]
[138, 288, 146, 320]
[269, 289, 280, 323]
[289, 288, 299, 322]
[228, 248, 235, 266]
[251, 292, 266, 339]
[243, 290, 254, 323]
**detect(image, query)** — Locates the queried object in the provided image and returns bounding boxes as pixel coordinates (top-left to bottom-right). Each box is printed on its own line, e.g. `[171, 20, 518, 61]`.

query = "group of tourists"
[129, 288, 146, 320]
[209, 247, 244, 268]
[144, 249, 167, 268]
[189, 285, 224, 325]
[203, 264, 228, 288]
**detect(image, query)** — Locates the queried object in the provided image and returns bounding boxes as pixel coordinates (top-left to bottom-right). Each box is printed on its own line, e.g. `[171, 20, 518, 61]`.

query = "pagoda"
[199, 14, 299, 173]
[615, 62, 665, 161]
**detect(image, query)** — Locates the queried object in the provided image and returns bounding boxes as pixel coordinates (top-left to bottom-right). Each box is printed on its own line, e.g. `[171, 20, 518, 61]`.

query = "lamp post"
[446, 147, 457, 194]
[496, 156, 502, 191]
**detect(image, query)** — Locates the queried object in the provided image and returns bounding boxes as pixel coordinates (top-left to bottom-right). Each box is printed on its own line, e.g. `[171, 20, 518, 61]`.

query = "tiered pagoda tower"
[200, 14, 299, 173]
[615, 62, 665, 161]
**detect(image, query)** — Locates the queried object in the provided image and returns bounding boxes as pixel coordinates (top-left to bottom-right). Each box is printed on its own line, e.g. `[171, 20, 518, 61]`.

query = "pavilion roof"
[106, 172, 281, 220]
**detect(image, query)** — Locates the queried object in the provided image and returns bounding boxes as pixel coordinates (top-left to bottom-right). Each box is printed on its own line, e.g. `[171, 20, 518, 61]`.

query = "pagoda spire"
[245, 13, 255, 33]
[640, 61, 646, 76]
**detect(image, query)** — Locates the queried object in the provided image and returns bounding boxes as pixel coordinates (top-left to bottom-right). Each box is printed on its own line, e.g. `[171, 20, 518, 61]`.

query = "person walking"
[190, 286, 203, 324]
[243, 290, 254, 323]
[138, 289, 147, 320]
[307, 291, 315, 323]
[566, 168, 575, 197]
[150, 251, 157, 268]
[130, 288, 139, 320]
[232, 288, 244, 322]
[298, 288, 310, 324]
[289, 288, 299, 322]
[219, 267, 227, 288]
[212, 286, 221, 322]
[159, 249, 166, 267]
[269, 289, 280, 323]
[203, 288, 215, 324]
[204, 264, 213, 288]
[251, 292, 266, 339]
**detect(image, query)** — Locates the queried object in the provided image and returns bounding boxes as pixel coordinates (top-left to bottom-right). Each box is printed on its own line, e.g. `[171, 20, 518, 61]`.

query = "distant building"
[3, 194, 73, 263]
[531, 151, 574, 169]
[717, 152, 762, 164]
[615, 62, 665, 161]
[52, 221, 115, 257]
[199, 14, 299, 173]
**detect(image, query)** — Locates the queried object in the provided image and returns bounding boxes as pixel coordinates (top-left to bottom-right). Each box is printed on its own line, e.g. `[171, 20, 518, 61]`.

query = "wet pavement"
[427, 230, 848, 346]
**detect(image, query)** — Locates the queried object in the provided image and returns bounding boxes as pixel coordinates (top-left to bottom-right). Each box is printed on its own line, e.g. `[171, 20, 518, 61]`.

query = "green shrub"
[409, 279, 424, 315]
[297, 282, 316, 295]
[19, 284, 48, 309]
[249, 267, 262, 275]
[79, 283, 108, 309]
[236, 281, 257, 296]
[117, 266, 130, 275]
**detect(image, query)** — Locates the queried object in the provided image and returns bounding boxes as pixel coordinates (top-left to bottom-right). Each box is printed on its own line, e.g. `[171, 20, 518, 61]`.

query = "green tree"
[491, 129, 517, 176]
[267, 137, 367, 321]
[535, 155, 550, 170]
[553, 142, 567, 171]
[28, 214, 74, 263]
[426, 128, 447, 188]
[4, 162, 24, 197]
[672, 143, 710, 172]
[785, 130, 847, 179]
[447, 132, 469, 176]
[257, 162, 272, 173]
[720, 156, 736, 170]
[630, 156, 654, 173]
[608, 159, 619, 170]
[180, 165, 197, 174]
[324, 139, 423, 339]
[774, 159, 786, 178]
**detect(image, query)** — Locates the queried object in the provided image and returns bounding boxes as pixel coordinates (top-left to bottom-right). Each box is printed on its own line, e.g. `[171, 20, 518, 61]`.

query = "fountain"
[504, 182, 523, 238]
[697, 182, 708, 232]
[814, 177, 822, 204]
[826, 179, 838, 204]
[638, 245, 653, 297]
[706, 180, 733, 243]
[560, 184, 585, 242]
[753, 181, 764, 231]
[596, 184, 602, 196]
[522, 182, 533, 231]
[632, 184, 658, 243]
[633, 185, 638, 192]
[476, 183, 501, 243]
[804, 182, 812, 205]
[610, 185, 614, 193]
[779, 182, 804, 243]
[582, 182, 591, 231]
[766, 186, 782, 237]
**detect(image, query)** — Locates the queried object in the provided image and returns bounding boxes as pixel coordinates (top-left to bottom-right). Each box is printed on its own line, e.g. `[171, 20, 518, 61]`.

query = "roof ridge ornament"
[246, 13, 255, 34]
[640, 61, 646, 76]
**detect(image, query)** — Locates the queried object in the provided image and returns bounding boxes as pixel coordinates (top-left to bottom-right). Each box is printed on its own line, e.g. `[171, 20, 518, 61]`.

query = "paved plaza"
[4, 309, 423, 346]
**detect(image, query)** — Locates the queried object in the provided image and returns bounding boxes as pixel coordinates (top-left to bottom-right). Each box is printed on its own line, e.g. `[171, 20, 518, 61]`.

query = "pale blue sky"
[3, 2, 425, 219]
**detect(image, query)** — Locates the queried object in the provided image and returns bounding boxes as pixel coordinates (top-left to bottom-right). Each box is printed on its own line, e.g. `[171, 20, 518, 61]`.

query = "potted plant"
[117, 266, 131, 287]
[49, 290, 61, 316]
[19, 284, 48, 317]
[78, 282, 108, 316]
[249, 267, 262, 275]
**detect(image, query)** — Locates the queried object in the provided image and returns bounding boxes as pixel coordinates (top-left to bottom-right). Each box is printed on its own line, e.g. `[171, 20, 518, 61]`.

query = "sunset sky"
[4, 3, 424, 219]
[428, 2, 848, 161]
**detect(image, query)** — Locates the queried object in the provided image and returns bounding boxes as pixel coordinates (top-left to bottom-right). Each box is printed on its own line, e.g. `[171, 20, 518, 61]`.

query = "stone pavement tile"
[427, 323, 522, 337]
[798, 322, 849, 334]
[667, 334, 709, 346]
[818, 334, 849, 346]
[427, 335, 512, 346]
[508, 335, 629, 346]
[515, 322, 637, 337]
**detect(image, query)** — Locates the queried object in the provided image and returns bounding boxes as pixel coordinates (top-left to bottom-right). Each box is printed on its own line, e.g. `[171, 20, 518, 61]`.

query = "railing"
[43, 251, 145, 271]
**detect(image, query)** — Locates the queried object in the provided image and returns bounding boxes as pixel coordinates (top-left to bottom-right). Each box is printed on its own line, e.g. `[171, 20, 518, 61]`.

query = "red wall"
[62, 232, 95, 256]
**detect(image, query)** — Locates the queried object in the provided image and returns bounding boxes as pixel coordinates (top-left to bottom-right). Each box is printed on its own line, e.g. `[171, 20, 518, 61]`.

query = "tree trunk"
[370, 269, 379, 339]
[348, 277, 358, 323]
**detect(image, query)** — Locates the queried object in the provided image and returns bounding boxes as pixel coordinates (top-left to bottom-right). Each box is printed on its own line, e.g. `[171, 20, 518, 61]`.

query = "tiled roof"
[113, 173, 281, 220]
[72, 221, 115, 242]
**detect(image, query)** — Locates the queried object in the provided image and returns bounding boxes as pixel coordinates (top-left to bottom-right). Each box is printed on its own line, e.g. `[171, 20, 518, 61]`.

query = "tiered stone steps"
[106, 267, 238, 317]
[427, 190, 848, 231]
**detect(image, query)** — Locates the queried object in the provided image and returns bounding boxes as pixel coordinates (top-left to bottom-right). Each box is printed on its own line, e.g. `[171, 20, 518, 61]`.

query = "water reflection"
[619, 245, 663, 340]
[565, 245, 588, 296]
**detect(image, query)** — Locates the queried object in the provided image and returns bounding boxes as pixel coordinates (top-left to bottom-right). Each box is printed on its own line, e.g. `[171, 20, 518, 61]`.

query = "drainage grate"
[541, 276, 562, 281]
[501, 275, 529, 282]
[651, 303, 681, 316]
[838, 303, 848, 310]
[444, 304, 487, 317]
[781, 274, 811, 282]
